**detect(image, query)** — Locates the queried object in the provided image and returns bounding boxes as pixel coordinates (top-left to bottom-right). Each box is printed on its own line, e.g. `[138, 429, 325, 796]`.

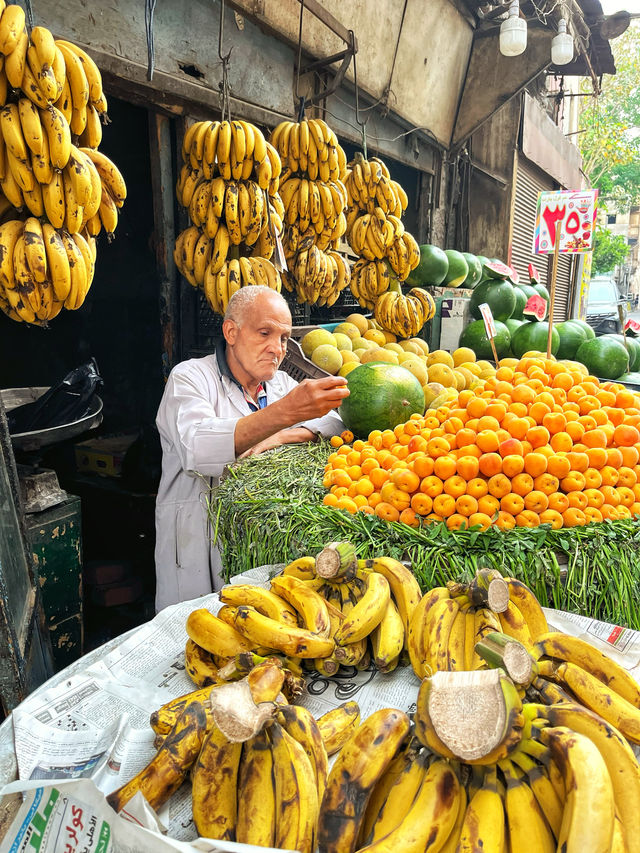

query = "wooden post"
[489, 336, 500, 365]
[547, 223, 560, 358]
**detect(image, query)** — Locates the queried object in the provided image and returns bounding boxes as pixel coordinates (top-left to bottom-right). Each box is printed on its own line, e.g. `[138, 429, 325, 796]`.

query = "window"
[607, 214, 617, 224]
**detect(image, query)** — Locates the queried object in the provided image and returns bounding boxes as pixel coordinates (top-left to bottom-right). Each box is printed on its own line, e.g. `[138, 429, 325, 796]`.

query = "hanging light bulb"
[500, 1, 527, 57]
[551, 18, 574, 65]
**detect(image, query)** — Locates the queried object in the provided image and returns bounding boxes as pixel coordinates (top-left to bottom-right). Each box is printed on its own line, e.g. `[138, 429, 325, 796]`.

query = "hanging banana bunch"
[269, 117, 351, 308]
[174, 118, 286, 315]
[373, 280, 436, 339]
[0, 13, 126, 327]
[344, 151, 420, 314]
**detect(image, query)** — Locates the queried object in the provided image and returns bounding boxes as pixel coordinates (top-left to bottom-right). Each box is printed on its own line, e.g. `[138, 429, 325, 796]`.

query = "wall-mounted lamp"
[500, 1, 527, 57]
[551, 18, 574, 65]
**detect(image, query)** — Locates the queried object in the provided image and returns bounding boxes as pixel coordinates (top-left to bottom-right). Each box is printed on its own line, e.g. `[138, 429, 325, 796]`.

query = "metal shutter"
[510, 156, 574, 321]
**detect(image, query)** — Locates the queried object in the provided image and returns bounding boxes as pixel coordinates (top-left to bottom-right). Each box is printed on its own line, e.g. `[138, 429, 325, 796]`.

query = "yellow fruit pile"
[324, 353, 640, 530]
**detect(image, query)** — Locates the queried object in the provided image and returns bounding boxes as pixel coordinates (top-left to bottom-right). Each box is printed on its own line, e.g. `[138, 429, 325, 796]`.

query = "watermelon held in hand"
[469, 279, 517, 322]
[523, 294, 547, 321]
[338, 362, 425, 439]
[459, 319, 511, 360]
[406, 244, 449, 287]
[575, 337, 629, 380]
[510, 322, 559, 358]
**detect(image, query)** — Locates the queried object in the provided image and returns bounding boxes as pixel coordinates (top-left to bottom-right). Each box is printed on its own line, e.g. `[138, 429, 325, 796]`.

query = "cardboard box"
[74, 433, 138, 477]
[426, 288, 471, 351]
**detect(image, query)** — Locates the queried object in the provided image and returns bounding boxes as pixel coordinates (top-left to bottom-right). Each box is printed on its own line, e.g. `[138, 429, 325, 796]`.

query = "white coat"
[154, 353, 343, 612]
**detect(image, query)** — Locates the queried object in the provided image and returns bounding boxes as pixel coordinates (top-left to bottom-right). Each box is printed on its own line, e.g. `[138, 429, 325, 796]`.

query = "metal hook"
[294, 0, 305, 118]
[351, 31, 369, 158]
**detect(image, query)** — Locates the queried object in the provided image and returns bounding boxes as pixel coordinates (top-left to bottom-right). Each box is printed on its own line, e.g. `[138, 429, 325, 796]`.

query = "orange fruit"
[601, 485, 621, 506]
[446, 513, 469, 531]
[476, 430, 500, 454]
[356, 478, 375, 497]
[600, 504, 619, 520]
[620, 445, 639, 467]
[413, 457, 435, 479]
[434, 455, 457, 480]
[380, 483, 411, 511]
[488, 473, 512, 499]
[516, 510, 541, 528]
[566, 451, 589, 473]
[539, 509, 564, 529]
[466, 477, 489, 499]
[618, 466, 637, 487]
[433, 494, 456, 517]
[499, 438, 524, 458]
[411, 493, 433, 515]
[421, 475, 444, 498]
[375, 502, 400, 522]
[368, 492, 382, 508]
[323, 493, 339, 506]
[529, 402, 551, 424]
[614, 424, 640, 447]
[616, 390, 637, 408]
[550, 432, 573, 453]
[336, 496, 358, 514]
[478, 494, 500, 516]
[600, 466, 620, 487]
[560, 471, 586, 492]
[617, 486, 635, 508]
[495, 511, 516, 530]
[548, 492, 570, 513]
[562, 508, 586, 527]
[502, 454, 525, 478]
[479, 453, 503, 478]
[584, 488, 604, 508]
[456, 456, 479, 480]
[533, 473, 558, 494]
[501, 493, 525, 515]
[524, 490, 549, 513]
[547, 455, 571, 479]
[468, 512, 493, 531]
[583, 468, 602, 489]
[606, 447, 624, 468]
[582, 429, 607, 449]
[455, 495, 478, 517]
[456, 428, 478, 449]
[511, 472, 534, 497]
[585, 447, 607, 470]
[399, 507, 420, 527]
[443, 475, 467, 499]
[566, 491, 588, 510]
[524, 453, 548, 478]
[584, 507, 603, 524]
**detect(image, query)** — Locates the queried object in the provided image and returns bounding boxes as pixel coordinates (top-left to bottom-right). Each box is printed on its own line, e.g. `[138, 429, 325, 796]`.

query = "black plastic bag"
[7, 359, 103, 434]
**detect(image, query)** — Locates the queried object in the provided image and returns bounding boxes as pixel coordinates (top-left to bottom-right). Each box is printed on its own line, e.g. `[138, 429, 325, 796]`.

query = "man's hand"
[238, 427, 317, 459]
[281, 376, 350, 421]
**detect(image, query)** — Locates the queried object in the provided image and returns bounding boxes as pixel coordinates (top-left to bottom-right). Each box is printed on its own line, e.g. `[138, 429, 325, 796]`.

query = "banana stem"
[316, 541, 357, 580]
[475, 632, 534, 685]
[469, 569, 509, 613]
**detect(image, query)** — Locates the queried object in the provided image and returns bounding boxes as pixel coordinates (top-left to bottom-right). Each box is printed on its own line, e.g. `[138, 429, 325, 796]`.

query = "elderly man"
[154, 285, 348, 611]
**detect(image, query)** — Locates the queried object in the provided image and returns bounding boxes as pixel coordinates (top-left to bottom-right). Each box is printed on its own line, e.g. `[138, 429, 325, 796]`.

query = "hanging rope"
[351, 31, 369, 158]
[145, 0, 157, 81]
[218, 0, 233, 122]
[24, 0, 34, 32]
[294, 0, 306, 119]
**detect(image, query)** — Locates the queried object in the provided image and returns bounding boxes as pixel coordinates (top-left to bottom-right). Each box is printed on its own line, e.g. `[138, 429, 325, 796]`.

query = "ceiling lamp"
[551, 18, 574, 65]
[500, 1, 527, 57]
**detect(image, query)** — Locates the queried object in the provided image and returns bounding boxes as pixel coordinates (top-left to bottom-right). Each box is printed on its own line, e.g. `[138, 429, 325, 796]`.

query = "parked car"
[586, 275, 626, 335]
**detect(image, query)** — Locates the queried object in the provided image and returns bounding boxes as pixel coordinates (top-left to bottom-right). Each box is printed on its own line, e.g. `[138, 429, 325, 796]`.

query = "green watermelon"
[339, 362, 425, 438]
[555, 321, 588, 360]
[443, 250, 469, 288]
[569, 318, 596, 340]
[523, 294, 547, 321]
[505, 319, 525, 355]
[575, 337, 629, 380]
[405, 244, 448, 287]
[461, 253, 483, 289]
[615, 372, 640, 385]
[469, 279, 517, 322]
[459, 320, 511, 360]
[510, 322, 560, 358]
[511, 287, 528, 320]
[600, 335, 640, 373]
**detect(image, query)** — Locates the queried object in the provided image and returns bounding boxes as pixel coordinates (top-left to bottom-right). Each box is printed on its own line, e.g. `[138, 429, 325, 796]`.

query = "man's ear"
[222, 319, 237, 344]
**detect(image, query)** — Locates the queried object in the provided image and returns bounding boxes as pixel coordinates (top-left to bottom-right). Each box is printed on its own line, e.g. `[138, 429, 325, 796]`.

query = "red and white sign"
[533, 189, 598, 254]
[478, 303, 497, 339]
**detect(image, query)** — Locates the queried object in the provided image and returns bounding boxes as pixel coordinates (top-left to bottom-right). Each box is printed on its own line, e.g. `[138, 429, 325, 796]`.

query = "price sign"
[533, 189, 598, 254]
[478, 303, 499, 363]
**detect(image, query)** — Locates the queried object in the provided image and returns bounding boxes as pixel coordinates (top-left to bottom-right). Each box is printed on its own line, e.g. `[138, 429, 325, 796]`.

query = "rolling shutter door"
[511, 156, 574, 321]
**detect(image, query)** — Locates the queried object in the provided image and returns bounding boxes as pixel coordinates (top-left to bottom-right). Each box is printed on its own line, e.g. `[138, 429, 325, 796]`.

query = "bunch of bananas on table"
[108, 653, 361, 852]
[0, 14, 126, 325]
[345, 152, 420, 311]
[269, 117, 351, 307]
[182, 545, 422, 678]
[174, 118, 285, 314]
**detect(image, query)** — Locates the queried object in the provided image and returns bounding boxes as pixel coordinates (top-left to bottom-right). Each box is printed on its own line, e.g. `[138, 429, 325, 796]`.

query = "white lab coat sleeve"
[158, 368, 239, 478]
[274, 370, 345, 438]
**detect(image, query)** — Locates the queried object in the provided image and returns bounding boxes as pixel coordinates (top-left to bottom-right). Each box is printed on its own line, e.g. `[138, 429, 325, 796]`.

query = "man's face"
[223, 293, 292, 385]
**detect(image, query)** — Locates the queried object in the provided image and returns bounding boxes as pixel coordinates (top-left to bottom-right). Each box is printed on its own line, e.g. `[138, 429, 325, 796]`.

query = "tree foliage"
[592, 225, 629, 274]
[579, 24, 640, 208]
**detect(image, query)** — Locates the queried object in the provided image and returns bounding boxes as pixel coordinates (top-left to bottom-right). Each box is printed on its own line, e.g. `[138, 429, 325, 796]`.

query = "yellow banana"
[191, 723, 243, 841]
[270, 722, 319, 853]
[42, 223, 71, 301]
[277, 702, 329, 811]
[61, 231, 88, 310]
[232, 604, 335, 659]
[40, 104, 71, 170]
[5, 25, 27, 89]
[334, 570, 390, 645]
[0, 3, 25, 55]
[79, 103, 103, 149]
[56, 41, 103, 105]
[98, 187, 118, 234]
[224, 182, 242, 244]
[23, 217, 47, 283]
[186, 607, 254, 657]
[235, 728, 276, 847]
[269, 573, 331, 636]
[80, 146, 126, 206]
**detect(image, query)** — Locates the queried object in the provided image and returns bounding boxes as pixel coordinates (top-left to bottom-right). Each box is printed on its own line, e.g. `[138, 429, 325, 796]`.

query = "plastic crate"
[311, 288, 363, 324]
[281, 338, 330, 382]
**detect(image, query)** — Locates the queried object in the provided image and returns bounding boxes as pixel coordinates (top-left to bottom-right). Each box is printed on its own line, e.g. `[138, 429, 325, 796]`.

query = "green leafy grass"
[209, 442, 640, 629]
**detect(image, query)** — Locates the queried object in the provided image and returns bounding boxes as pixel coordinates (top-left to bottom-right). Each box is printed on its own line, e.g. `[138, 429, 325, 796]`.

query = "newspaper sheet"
[1, 564, 639, 852]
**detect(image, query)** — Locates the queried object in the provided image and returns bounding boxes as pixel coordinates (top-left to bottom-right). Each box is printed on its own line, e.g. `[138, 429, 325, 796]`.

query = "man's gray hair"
[223, 285, 291, 326]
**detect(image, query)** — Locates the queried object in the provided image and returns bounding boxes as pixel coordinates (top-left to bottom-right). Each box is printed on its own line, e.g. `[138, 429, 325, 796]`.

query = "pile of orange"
[323, 354, 640, 531]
